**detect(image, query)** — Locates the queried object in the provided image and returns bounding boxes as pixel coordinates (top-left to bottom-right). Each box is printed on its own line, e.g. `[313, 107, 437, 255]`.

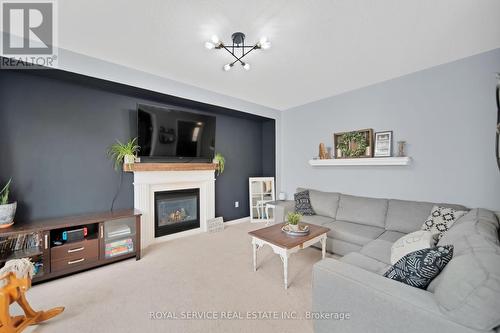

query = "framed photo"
[374, 131, 393, 157]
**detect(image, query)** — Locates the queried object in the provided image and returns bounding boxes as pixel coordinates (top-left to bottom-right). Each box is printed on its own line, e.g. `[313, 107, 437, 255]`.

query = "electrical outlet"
[234, 201, 239, 208]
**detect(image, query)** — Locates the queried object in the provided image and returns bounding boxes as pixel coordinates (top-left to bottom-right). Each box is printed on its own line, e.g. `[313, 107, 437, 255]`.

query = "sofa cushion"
[377, 230, 406, 243]
[439, 234, 500, 259]
[296, 188, 341, 218]
[434, 250, 500, 330]
[308, 190, 340, 218]
[454, 207, 498, 226]
[335, 194, 388, 227]
[359, 231, 405, 264]
[385, 200, 435, 233]
[438, 208, 499, 248]
[329, 220, 384, 246]
[340, 252, 389, 275]
[385, 199, 467, 234]
[301, 215, 334, 227]
[429, 209, 500, 294]
[360, 239, 393, 265]
[327, 238, 361, 256]
[383, 245, 454, 289]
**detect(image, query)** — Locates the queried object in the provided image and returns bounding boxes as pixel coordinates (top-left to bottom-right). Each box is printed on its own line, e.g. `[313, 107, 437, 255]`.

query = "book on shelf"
[105, 238, 134, 257]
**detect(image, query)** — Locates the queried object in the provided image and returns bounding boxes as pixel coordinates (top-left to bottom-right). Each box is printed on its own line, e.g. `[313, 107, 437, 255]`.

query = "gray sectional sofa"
[275, 188, 500, 333]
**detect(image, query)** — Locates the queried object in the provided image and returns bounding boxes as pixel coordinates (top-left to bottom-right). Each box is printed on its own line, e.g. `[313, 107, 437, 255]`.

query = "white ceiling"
[56, 0, 500, 110]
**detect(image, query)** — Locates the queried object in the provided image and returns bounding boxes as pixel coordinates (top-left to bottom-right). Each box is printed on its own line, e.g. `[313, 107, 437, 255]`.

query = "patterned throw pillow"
[421, 206, 467, 240]
[294, 190, 315, 215]
[390, 230, 435, 265]
[383, 245, 454, 289]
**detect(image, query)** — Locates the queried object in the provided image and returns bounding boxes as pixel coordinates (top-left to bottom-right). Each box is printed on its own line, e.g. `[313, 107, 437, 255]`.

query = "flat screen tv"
[137, 104, 216, 162]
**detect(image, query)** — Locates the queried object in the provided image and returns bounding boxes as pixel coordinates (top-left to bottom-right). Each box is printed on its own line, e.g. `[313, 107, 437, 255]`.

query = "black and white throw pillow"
[294, 190, 315, 215]
[383, 245, 454, 289]
[421, 206, 467, 240]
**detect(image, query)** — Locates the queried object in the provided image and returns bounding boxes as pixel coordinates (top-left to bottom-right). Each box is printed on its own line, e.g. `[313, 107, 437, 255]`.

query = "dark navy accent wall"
[0, 70, 275, 222]
[261, 120, 276, 177]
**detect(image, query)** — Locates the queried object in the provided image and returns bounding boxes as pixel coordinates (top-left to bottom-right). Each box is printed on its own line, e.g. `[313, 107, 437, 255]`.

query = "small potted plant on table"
[286, 212, 302, 232]
[0, 179, 16, 228]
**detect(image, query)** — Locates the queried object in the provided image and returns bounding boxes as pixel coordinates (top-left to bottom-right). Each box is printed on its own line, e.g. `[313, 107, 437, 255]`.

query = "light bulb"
[243, 63, 250, 71]
[211, 35, 220, 44]
[261, 41, 271, 50]
[223, 64, 232, 71]
[204, 41, 215, 49]
[258, 37, 271, 50]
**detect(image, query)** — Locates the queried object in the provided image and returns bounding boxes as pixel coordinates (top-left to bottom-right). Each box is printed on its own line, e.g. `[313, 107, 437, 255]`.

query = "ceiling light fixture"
[204, 32, 271, 71]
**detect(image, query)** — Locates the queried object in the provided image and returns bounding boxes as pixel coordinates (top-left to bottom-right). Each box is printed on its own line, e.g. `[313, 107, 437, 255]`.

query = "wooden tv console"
[0, 209, 141, 284]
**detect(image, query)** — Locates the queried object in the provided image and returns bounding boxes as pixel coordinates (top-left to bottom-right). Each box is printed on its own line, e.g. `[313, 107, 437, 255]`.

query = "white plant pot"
[124, 154, 135, 164]
[289, 223, 300, 232]
[0, 202, 16, 228]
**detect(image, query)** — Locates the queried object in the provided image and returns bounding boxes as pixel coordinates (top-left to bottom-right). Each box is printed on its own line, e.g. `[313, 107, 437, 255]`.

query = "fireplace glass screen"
[155, 189, 200, 237]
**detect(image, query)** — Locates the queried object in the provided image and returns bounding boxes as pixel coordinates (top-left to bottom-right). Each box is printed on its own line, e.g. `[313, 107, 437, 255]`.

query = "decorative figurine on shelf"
[397, 141, 407, 157]
[319, 143, 329, 159]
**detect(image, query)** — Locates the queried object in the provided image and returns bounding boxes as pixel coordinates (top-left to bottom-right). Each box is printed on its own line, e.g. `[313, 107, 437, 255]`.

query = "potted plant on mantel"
[213, 152, 226, 176]
[0, 179, 16, 228]
[107, 137, 140, 171]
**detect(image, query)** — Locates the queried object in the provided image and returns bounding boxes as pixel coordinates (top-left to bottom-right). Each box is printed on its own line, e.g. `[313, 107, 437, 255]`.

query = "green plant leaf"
[336, 131, 368, 157]
[0, 179, 11, 205]
[214, 152, 226, 176]
[286, 212, 302, 225]
[107, 137, 140, 171]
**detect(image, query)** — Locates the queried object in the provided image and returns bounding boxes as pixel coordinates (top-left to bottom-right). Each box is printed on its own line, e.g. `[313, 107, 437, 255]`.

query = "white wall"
[281, 48, 500, 210]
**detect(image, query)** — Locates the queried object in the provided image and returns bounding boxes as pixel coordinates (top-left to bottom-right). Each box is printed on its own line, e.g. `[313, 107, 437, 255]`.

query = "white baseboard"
[225, 216, 250, 225]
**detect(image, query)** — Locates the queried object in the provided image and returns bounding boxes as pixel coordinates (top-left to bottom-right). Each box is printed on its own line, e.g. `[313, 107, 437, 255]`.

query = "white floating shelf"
[309, 157, 412, 166]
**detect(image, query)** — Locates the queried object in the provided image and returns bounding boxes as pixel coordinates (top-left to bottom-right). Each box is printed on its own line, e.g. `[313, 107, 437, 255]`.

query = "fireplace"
[154, 189, 200, 237]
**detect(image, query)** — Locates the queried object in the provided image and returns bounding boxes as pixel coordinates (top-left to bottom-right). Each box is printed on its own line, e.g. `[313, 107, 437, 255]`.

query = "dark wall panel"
[0, 71, 275, 222]
[261, 119, 276, 177]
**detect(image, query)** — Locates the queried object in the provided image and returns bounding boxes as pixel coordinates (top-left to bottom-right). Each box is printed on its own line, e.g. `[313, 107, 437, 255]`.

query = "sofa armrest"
[313, 259, 480, 333]
[273, 200, 295, 223]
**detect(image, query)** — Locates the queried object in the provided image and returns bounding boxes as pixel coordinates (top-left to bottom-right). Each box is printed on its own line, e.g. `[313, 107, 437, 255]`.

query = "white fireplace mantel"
[130, 166, 216, 249]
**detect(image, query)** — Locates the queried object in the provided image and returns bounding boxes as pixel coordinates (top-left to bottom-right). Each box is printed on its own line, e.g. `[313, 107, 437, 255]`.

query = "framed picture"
[333, 128, 373, 159]
[374, 131, 393, 157]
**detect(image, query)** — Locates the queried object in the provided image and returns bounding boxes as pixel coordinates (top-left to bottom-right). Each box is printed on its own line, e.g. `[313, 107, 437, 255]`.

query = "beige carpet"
[18, 222, 333, 333]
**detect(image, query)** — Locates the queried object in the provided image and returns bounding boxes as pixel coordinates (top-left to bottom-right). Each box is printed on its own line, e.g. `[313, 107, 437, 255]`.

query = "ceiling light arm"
[220, 44, 246, 65]
[205, 33, 269, 71]
[228, 44, 260, 66]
